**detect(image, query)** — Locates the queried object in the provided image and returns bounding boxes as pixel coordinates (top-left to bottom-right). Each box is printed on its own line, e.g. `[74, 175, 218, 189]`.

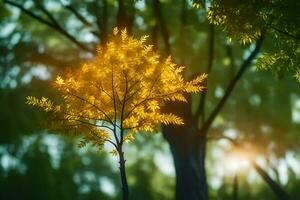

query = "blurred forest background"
[0, 0, 300, 200]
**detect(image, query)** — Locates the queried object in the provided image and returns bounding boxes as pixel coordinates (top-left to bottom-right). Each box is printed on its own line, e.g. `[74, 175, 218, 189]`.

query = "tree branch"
[210, 135, 290, 200]
[65, 4, 93, 27]
[196, 25, 215, 122]
[86, 126, 119, 149]
[226, 44, 236, 80]
[94, 0, 108, 43]
[153, 0, 171, 55]
[120, 73, 129, 145]
[271, 26, 300, 42]
[252, 161, 290, 200]
[200, 34, 265, 134]
[4, 0, 94, 53]
[64, 4, 100, 38]
[66, 91, 114, 125]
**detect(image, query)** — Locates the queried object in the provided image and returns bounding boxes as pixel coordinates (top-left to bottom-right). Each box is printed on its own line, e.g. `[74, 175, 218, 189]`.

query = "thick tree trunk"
[169, 137, 208, 200]
[162, 101, 208, 200]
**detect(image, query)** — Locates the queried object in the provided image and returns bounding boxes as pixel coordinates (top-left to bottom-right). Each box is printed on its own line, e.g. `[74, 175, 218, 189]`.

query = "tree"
[2, 1, 300, 200]
[26, 28, 206, 200]
[162, 1, 299, 199]
[207, 0, 300, 77]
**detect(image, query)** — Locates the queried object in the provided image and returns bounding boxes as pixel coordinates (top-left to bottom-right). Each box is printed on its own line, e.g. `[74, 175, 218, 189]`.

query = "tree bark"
[162, 100, 208, 200]
[119, 151, 129, 200]
[117, 0, 134, 32]
[164, 125, 208, 200]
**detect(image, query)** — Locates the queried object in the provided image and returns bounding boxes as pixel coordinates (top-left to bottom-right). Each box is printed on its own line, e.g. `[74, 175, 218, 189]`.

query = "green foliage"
[0, 134, 175, 200]
[208, 0, 300, 80]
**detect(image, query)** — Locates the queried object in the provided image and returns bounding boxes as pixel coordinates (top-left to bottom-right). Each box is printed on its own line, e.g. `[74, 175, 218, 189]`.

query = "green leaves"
[207, 0, 300, 81]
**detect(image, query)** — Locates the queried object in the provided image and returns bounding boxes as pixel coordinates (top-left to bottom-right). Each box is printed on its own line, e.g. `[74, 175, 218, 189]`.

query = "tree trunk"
[162, 101, 208, 200]
[119, 151, 129, 200]
[169, 138, 208, 200]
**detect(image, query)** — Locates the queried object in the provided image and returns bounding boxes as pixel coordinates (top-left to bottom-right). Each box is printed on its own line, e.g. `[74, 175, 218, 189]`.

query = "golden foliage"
[27, 28, 206, 149]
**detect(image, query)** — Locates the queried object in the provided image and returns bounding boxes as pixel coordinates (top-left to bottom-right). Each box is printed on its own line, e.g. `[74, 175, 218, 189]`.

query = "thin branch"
[120, 72, 129, 145]
[92, 82, 113, 100]
[123, 71, 164, 120]
[252, 161, 290, 200]
[123, 89, 183, 121]
[35, 2, 59, 27]
[199, 34, 265, 135]
[94, 0, 108, 43]
[153, 0, 171, 54]
[65, 4, 93, 27]
[110, 65, 121, 146]
[104, 139, 119, 150]
[64, 4, 100, 38]
[111, 66, 117, 125]
[86, 126, 119, 149]
[215, 136, 291, 200]
[59, 109, 105, 122]
[4, 0, 94, 53]
[196, 25, 215, 122]
[66, 91, 114, 125]
[53, 117, 112, 131]
[271, 26, 300, 41]
[207, 135, 239, 146]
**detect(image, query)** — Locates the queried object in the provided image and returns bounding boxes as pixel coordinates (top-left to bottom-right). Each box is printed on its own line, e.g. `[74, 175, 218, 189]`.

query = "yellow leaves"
[165, 93, 187, 102]
[207, 9, 227, 26]
[185, 74, 208, 93]
[123, 116, 139, 128]
[55, 76, 64, 85]
[26, 96, 55, 112]
[27, 27, 206, 150]
[121, 28, 128, 41]
[192, 2, 202, 9]
[141, 124, 155, 132]
[147, 100, 159, 111]
[140, 35, 149, 44]
[88, 96, 96, 104]
[159, 113, 184, 125]
[95, 129, 111, 140]
[124, 133, 135, 143]
[143, 45, 154, 54]
[109, 149, 118, 156]
[113, 27, 119, 36]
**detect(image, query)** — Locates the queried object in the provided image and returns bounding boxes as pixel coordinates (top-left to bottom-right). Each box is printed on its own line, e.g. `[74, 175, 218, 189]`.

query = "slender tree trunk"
[232, 173, 238, 200]
[119, 151, 129, 200]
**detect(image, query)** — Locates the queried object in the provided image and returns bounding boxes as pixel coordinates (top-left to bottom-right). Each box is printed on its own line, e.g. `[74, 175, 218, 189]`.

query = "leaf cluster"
[26, 28, 206, 149]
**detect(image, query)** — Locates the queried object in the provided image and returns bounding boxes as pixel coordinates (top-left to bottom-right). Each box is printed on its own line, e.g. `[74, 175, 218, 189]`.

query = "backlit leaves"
[26, 27, 206, 150]
[207, 0, 264, 44]
[207, 0, 300, 82]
